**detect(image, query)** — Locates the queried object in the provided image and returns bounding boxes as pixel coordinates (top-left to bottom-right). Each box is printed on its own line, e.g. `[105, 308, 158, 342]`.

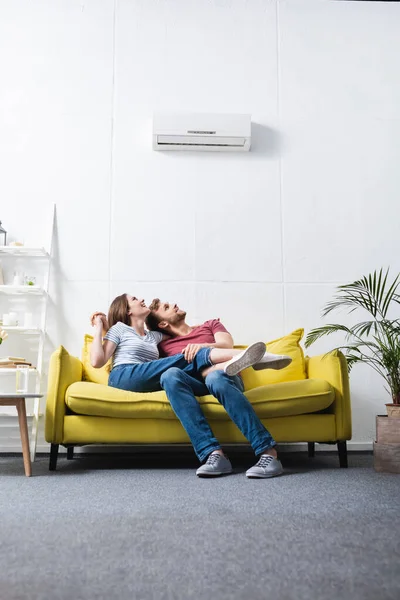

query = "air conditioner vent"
[153, 113, 251, 152]
[187, 130, 216, 135]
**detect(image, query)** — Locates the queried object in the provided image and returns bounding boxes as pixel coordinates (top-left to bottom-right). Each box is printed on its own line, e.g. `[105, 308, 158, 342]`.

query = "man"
[145, 299, 291, 479]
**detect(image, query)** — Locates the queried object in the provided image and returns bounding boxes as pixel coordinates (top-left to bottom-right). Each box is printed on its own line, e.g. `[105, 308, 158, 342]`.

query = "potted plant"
[305, 268, 400, 417]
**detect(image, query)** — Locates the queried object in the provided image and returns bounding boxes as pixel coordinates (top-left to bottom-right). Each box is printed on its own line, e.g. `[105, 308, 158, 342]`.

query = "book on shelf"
[0, 364, 33, 369]
[0, 357, 33, 369]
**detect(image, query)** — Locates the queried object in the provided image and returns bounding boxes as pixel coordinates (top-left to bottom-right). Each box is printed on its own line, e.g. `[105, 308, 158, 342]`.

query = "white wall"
[1, 0, 400, 448]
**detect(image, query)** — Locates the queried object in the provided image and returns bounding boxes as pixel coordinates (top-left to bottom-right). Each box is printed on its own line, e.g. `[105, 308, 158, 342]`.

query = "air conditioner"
[153, 113, 251, 152]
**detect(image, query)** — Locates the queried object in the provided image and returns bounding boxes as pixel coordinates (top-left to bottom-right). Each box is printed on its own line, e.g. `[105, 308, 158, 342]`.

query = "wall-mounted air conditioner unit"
[153, 113, 251, 152]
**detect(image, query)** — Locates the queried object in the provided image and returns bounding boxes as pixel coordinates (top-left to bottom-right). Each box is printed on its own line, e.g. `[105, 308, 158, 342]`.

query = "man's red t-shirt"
[158, 319, 229, 357]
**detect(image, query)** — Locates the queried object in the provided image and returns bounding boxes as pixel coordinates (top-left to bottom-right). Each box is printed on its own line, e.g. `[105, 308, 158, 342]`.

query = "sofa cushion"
[65, 378, 334, 421]
[82, 334, 110, 385]
[239, 328, 307, 391]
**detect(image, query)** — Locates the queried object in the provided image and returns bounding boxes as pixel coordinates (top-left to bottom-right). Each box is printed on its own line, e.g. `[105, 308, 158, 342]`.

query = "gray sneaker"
[224, 342, 266, 377]
[196, 453, 233, 477]
[253, 353, 292, 371]
[246, 455, 283, 479]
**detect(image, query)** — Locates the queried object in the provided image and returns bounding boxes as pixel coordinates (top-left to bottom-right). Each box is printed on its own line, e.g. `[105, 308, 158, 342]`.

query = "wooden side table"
[0, 394, 43, 477]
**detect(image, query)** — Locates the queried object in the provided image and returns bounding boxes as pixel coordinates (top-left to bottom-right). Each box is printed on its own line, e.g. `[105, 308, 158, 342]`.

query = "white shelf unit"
[0, 211, 54, 461]
[0, 368, 37, 373]
[0, 285, 46, 296]
[0, 326, 42, 335]
[0, 247, 49, 257]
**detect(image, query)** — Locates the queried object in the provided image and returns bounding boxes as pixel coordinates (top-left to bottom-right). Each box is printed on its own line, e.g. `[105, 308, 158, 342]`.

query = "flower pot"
[386, 404, 400, 418]
[376, 415, 400, 444]
[374, 442, 400, 474]
[375, 416, 400, 473]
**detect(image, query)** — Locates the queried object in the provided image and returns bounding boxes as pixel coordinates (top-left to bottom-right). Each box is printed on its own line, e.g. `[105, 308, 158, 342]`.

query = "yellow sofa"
[45, 329, 351, 470]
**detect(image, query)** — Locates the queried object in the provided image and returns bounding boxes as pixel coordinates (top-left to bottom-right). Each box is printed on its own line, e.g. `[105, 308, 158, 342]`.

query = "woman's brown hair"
[108, 293, 130, 328]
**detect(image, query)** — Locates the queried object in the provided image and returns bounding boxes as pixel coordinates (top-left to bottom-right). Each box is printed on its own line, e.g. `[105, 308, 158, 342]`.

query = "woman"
[90, 293, 266, 393]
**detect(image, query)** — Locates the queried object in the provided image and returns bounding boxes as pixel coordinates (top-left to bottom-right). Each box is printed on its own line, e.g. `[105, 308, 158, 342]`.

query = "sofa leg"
[67, 447, 74, 460]
[49, 444, 59, 471]
[308, 442, 315, 458]
[337, 441, 348, 468]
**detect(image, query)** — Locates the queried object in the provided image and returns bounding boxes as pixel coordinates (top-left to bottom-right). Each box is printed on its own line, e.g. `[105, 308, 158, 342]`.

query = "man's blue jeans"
[160, 368, 276, 462]
[108, 348, 212, 392]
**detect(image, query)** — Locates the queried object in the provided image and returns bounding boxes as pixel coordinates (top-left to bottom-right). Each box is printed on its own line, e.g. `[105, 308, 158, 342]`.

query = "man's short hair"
[145, 298, 163, 332]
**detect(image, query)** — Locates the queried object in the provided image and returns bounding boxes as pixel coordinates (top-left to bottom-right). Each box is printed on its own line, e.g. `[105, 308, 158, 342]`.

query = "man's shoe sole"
[246, 467, 283, 479]
[196, 471, 232, 478]
[225, 342, 266, 376]
[246, 469, 283, 479]
[252, 357, 292, 371]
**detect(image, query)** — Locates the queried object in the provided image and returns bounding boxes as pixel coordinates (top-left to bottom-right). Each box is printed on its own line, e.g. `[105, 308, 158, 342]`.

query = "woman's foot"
[223, 342, 266, 376]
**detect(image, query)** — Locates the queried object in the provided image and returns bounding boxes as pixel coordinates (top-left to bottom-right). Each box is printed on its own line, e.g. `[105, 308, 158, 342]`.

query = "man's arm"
[208, 331, 234, 349]
[181, 332, 234, 362]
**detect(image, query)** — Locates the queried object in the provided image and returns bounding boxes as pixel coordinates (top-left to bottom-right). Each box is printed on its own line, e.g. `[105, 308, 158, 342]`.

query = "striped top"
[104, 322, 164, 368]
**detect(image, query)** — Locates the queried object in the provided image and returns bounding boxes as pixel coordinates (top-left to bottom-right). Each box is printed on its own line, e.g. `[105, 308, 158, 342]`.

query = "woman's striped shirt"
[104, 322, 164, 368]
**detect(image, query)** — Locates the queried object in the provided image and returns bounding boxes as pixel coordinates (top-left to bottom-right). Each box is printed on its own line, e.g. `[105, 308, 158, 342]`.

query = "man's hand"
[90, 312, 109, 334]
[182, 343, 205, 363]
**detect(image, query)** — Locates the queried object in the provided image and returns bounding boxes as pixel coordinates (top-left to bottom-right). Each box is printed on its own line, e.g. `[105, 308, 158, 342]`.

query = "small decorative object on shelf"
[0, 222, 6, 246]
[4, 312, 18, 326]
[24, 275, 36, 286]
[13, 271, 24, 286]
[0, 329, 8, 344]
[16, 364, 30, 393]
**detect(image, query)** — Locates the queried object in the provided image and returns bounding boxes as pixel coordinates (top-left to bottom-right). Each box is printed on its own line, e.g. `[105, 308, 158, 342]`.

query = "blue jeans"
[108, 348, 213, 393]
[160, 368, 276, 462]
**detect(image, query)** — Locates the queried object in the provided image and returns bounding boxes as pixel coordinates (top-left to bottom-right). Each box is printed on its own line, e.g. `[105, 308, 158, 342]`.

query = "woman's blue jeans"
[108, 348, 213, 392]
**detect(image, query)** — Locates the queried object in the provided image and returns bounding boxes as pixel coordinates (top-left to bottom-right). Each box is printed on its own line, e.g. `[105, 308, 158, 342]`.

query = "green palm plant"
[305, 268, 400, 406]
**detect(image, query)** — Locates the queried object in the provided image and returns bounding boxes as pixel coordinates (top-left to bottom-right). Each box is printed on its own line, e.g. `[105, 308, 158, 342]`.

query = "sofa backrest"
[81, 328, 307, 390]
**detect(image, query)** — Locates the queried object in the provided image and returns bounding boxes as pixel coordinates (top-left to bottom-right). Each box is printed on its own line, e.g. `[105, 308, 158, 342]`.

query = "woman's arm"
[90, 315, 116, 368]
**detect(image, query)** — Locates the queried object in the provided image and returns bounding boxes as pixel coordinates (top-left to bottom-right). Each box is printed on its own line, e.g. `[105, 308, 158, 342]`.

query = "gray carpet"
[0, 451, 399, 600]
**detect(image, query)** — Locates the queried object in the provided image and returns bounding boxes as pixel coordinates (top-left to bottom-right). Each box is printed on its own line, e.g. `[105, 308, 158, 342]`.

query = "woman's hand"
[90, 311, 107, 326]
[182, 343, 205, 362]
[90, 312, 109, 333]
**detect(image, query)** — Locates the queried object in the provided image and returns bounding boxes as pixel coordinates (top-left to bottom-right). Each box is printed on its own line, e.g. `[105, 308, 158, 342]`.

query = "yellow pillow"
[82, 334, 110, 385]
[239, 328, 307, 391]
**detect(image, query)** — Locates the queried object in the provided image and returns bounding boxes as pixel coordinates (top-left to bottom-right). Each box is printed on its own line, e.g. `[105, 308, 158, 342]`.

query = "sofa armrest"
[45, 346, 83, 444]
[306, 351, 351, 440]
